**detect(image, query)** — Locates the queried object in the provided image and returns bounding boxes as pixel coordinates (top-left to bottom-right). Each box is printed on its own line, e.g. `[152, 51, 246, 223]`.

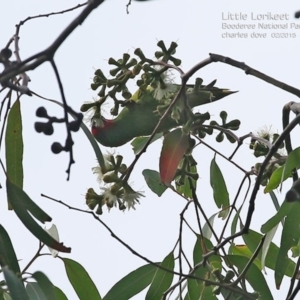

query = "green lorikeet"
[91, 81, 235, 147]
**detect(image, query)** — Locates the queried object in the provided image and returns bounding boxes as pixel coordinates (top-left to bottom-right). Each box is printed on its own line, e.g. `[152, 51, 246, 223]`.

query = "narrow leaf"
[62, 258, 101, 300]
[226, 255, 273, 299]
[210, 157, 230, 219]
[53, 286, 68, 300]
[231, 206, 243, 235]
[187, 278, 201, 300]
[5, 99, 23, 210]
[103, 264, 157, 300]
[160, 129, 189, 185]
[32, 271, 57, 300]
[146, 252, 174, 300]
[0, 225, 20, 274]
[131, 133, 163, 155]
[7, 180, 71, 253]
[261, 225, 278, 272]
[238, 228, 295, 277]
[193, 235, 222, 272]
[228, 244, 262, 269]
[26, 282, 47, 300]
[202, 213, 217, 239]
[142, 169, 167, 197]
[261, 201, 296, 233]
[3, 293, 12, 300]
[176, 163, 197, 199]
[190, 235, 222, 298]
[3, 266, 29, 300]
[5, 99, 23, 188]
[265, 146, 300, 193]
[275, 201, 300, 288]
[269, 191, 284, 226]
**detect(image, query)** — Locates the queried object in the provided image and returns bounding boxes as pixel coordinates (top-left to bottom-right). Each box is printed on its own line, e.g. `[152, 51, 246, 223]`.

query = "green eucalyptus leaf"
[142, 169, 167, 196]
[26, 283, 47, 300]
[3, 266, 29, 300]
[103, 264, 157, 300]
[0, 225, 20, 274]
[202, 213, 217, 240]
[176, 164, 197, 199]
[265, 146, 300, 193]
[275, 202, 300, 288]
[53, 286, 68, 300]
[32, 272, 57, 300]
[146, 252, 174, 300]
[228, 244, 262, 269]
[61, 258, 101, 300]
[6, 180, 70, 253]
[261, 201, 296, 233]
[131, 133, 163, 155]
[5, 99, 23, 209]
[226, 255, 273, 299]
[190, 235, 222, 298]
[210, 157, 230, 219]
[160, 129, 189, 185]
[240, 228, 295, 277]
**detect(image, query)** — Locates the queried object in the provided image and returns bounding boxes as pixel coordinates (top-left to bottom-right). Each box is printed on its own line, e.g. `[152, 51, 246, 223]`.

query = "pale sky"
[1, 0, 300, 299]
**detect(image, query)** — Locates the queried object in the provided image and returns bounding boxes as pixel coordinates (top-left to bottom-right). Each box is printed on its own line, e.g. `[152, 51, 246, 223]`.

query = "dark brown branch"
[0, 0, 105, 84]
[209, 53, 300, 98]
[287, 255, 300, 299]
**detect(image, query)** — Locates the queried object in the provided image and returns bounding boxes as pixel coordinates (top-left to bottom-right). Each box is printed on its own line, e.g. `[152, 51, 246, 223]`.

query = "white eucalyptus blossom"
[153, 68, 178, 101]
[101, 187, 118, 210]
[92, 151, 115, 182]
[121, 191, 144, 210]
[256, 125, 274, 142]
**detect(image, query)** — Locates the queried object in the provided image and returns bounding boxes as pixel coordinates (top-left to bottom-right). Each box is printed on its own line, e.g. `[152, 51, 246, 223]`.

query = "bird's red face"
[91, 116, 114, 136]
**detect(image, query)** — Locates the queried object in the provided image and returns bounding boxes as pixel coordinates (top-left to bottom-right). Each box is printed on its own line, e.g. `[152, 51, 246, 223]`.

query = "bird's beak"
[91, 116, 104, 128]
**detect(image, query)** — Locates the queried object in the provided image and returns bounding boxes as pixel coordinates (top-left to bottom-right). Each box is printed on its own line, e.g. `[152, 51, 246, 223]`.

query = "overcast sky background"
[1, 0, 300, 299]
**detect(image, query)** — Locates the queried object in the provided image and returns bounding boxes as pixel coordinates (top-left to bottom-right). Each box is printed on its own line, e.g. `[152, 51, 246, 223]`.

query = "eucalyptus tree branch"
[41, 193, 189, 278]
[49, 59, 75, 179]
[287, 255, 300, 299]
[210, 112, 300, 254]
[282, 101, 300, 181]
[178, 52, 300, 99]
[43, 192, 255, 299]
[209, 53, 300, 98]
[196, 137, 248, 174]
[0, 0, 105, 179]
[10, 2, 88, 90]
[219, 173, 252, 242]
[0, 0, 104, 85]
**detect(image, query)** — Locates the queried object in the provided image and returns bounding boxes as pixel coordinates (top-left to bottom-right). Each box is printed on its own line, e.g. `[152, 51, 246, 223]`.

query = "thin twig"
[49, 59, 74, 180]
[232, 235, 266, 286]
[287, 255, 300, 299]
[0, 0, 105, 84]
[212, 112, 300, 253]
[22, 243, 45, 275]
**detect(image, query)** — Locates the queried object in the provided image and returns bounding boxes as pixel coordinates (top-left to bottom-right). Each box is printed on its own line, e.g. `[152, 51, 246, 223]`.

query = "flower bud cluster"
[85, 152, 144, 214]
